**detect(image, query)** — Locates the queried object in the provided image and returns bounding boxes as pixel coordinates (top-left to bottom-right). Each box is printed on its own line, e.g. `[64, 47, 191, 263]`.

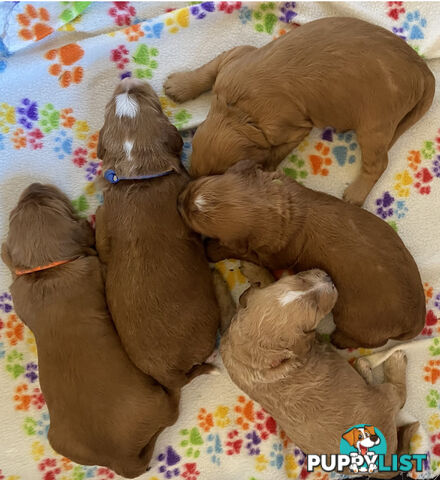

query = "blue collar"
[104, 168, 175, 184]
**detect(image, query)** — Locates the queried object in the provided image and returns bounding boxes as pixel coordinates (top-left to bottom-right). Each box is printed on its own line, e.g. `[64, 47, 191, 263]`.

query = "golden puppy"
[96, 78, 220, 389]
[221, 269, 419, 472]
[178, 161, 425, 348]
[165, 17, 434, 205]
[1, 184, 178, 478]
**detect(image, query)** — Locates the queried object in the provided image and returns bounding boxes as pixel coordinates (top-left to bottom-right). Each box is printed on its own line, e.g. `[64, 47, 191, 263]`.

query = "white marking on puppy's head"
[194, 194, 207, 210]
[124, 140, 134, 160]
[278, 290, 303, 307]
[115, 93, 139, 118]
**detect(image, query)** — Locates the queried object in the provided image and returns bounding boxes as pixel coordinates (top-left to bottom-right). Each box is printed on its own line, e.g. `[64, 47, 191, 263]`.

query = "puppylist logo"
[307, 424, 427, 474]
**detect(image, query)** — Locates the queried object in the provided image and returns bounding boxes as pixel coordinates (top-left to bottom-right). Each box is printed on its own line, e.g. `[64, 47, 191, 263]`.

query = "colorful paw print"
[132, 44, 158, 79]
[23, 416, 38, 436]
[73, 147, 88, 167]
[284, 154, 308, 183]
[219, 2, 242, 14]
[180, 428, 203, 458]
[279, 2, 297, 23]
[375, 191, 395, 219]
[17, 4, 54, 42]
[74, 120, 89, 140]
[0, 103, 16, 133]
[424, 359, 440, 384]
[198, 408, 214, 432]
[430, 338, 440, 356]
[407, 150, 422, 171]
[309, 142, 332, 176]
[234, 395, 255, 430]
[432, 432, 440, 458]
[387, 1, 405, 20]
[0, 292, 13, 313]
[4, 314, 24, 346]
[37, 458, 61, 480]
[108, 2, 136, 26]
[54, 131, 73, 159]
[165, 8, 190, 34]
[422, 140, 436, 160]
[72, 194, 89, 215]
[225, 429, 243, 455]
[28, 128, 44, 150]
[16, 98, 38, 130]
[239, 6, 252, 24]
[270, 442, 284, 469]
[6, 349, 25, 379]
[414, 167, 433, 195]
[402, 11, 427, 40]
[432, 157, 440, 178]
[59, 1, 90, 23]
[253, 2, 278, 34]
[87, 131, 99, 159]
[123, 23, 144, 41]
[215, 260, 247, 290]
[190, 2, 215, 20]
[214, 405, 230, 428]
[392, 26, 406, 40]
[45, 44, 84, 88]
[422, 310, 439, 336]
[245, 430, 262, 455]
[143, 19, 164, 39]
[429, 413, 440, 432]
[0, 132, 5, 150]
[393, 169, 412, 197]
[85, 161, 102, 181]
[180, 463, 199, 480]
[13, 383, 44, 411]
[157, 446, 181, 479]
[39, 104, 60, 133]
[60, 107, 76, 128]
[111, 44, 130, 70]
[173, 109, 192, 129]
[25, 361, 38, 383]
[427, 389, 440, 408]
[255, 408, 277, 440]
[255, 453, 269, 471]
[332, 132, 358, 166]
[285, 453, 300, 478]
[206, 433, 222, 465]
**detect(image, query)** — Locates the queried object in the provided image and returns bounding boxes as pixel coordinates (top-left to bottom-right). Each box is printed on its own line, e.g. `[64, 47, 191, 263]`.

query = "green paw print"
[388, 220, 398, 232]
[23, 417, 38, 436]
[59, 1, 90, 23]
[72, 195, 89, 215]
[429, 337, 440, 356]
[180, 427, 203, 458]
[174, 109, 192, 129]
[283, 154, 308, 183]
[71, 465, 86, 480]
[421, 140, 435, 160]
[426, 389, 440, 408]
[432, 459, 440, 472]
[39, 104, 60, 134]
[6, 350, 25, 379]
[133, 44, 158, 79]
[253, 2, 278, 34]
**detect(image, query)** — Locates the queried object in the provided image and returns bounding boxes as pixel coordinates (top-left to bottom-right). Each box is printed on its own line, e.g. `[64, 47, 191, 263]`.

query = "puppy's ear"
[342, 428, 356, 446]
[77, 218, 95, 248]
[165, 124, 183, 156]
[97, 129, 106, 160]
[365, 425, 375, 436]
[227, 159, 262, 176]
[1, 242, 14, 272]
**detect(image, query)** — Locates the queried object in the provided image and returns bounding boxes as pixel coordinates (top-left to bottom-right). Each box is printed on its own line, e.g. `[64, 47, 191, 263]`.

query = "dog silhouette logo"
[340, 424, 387, 473]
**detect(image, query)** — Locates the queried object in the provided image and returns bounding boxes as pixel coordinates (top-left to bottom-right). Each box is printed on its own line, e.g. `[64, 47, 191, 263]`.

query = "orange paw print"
[198, 408, 214, 432]
[280, 429, 292, 448]
[87, 132, 99, 159]
[407, 150, 422, 171]
[309, 142, 332, 176]
[5, 314, 24, 346]
[123, 24, 144, 41]
[60, 107, 76, 128]
[424, 359, 440, 384]
[17, 4, 53, 41]
[45, 44, 84, 88]
[12, 128, 27, 149]
[14, 383, 31, 411]
[234, 395, 255, 430]
[424, 282, 433, 302]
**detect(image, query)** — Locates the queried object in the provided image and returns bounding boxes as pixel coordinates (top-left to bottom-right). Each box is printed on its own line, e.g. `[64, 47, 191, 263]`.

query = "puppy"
[165, 17, 434, 205]
[178, 161, 425, 348]
[96, 78, 220, 389]
[1, 184, 179, 478]
[220, 269, 418, 472]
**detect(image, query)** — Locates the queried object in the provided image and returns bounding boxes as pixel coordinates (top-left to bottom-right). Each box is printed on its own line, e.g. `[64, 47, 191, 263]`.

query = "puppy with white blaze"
[220, 268, 419, 475]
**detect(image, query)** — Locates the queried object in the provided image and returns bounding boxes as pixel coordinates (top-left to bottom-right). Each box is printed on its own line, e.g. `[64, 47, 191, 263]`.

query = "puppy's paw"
[342, 179, 371, 206]
[384, 349, 407, 375]
[349, 464, 359, 473]
[164, 72, 197, 103]
[354, 357, 374, 384]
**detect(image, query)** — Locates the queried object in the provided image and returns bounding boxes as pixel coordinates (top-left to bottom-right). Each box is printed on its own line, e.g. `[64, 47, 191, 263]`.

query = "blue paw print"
[36, 411, 50, 437]
[402, 11, 427, 40]
[332, 132, 358, 166]
[206, 433, 222, 465]
[0, 342, 5, 360]
[279, 2, 297, 23]
[395, 200, 408, 219]
[54, 131, 73, 159]
[143, 19, 164, 38]
[270, 442, 284, 469]
[0, 133, 4, 150]
[190, 2, 215, 19]
[0, 292, 13, 313]
[0, 38, 12, 74]
[239, 6, 252, 24]
[17, 98, 38, 130]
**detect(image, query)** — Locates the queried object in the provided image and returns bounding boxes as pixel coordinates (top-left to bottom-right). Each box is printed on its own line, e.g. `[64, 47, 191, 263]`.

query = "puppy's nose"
[370, 435, 379, 442]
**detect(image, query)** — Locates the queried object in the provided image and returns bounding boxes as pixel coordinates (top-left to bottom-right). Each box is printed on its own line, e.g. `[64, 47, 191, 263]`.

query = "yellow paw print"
[0, 103, 16, 133]
[410, 433, 422, 452]
[31, 440, 45, 461]
[25, 329, 37, 355]
[165, 8, 189, 34]
[394, 169, 412, 197]
[84, 182, 97, 196]
[358, 348, 373, 356]
[285, 453, 299, 478]
[74, 120, 89, 140]
[255, 453, 269, 471]
[214, 405, 231, 428]
[160, 95, 177, 118]
[429, 413, 440, 431]
[215, 260, 247, 290]
[297, 138, 309, 153]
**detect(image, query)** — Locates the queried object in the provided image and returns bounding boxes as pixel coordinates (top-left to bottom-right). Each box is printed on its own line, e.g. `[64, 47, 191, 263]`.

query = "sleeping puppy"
[178, 161, 425, 348]
[96, 78, 220, 389]
[220, 270, 419, 472]
[165, 17, 435, 205]
[1, 184, 179, 478]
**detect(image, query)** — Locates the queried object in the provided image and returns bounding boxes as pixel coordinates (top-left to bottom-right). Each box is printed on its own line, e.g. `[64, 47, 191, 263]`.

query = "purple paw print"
[190, 2, 215, 19]
[120, 71, 132, 80]
[157, 446, 180, 479]
[0, 292, 13, 313]
[376, 191, 395, 219]
[279, 2, 297, 23]
[25, 362, 38, 383]
[245, 430, 261, 455]
[392, 26, 407, 40]
[17, 98, 38, 129]
[321, 127, 334, 142]
[432, 157, 440, 178]
[294, 447, 305, 466]
[85, 161, 101, 181]
[434, 292, 440, 310]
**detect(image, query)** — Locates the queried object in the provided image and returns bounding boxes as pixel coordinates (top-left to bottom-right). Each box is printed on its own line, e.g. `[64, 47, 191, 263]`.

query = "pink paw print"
[108, 2, 136, 26]
[32, 386, 45, 409]
[181, 463, 200, 480]
[73, 147, 88, 167]
[225, 430, 243, 455]
[28, 128, 44, 150]
[387, 1, 405, 20]
[413, 167, 433, 195]
[255, 408, 277, 440]
[219, 1, 242, 13]
[432, 432, 440, 457]
[95, 467, 115, 479]
[110, 45, 129, 70]
[38, 458, 61, 480]
[422, 310, 438, 336]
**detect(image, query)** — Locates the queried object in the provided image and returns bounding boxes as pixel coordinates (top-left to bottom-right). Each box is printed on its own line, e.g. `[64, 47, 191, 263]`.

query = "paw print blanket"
[0, 2, 439, 480]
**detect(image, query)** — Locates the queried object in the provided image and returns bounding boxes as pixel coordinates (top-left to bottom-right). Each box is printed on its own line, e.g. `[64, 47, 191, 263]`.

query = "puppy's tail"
[397, 421, 420, 456]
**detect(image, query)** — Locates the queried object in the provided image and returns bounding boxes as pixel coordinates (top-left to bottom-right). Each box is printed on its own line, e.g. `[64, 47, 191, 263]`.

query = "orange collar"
[15, 258, 78, 276]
